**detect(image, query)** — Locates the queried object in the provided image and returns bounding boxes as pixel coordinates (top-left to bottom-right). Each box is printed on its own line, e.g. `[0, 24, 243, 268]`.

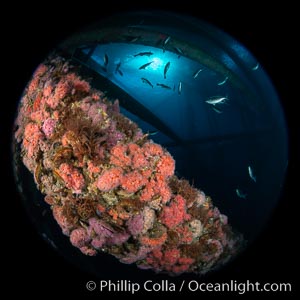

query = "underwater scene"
[12, 12, 288, 277]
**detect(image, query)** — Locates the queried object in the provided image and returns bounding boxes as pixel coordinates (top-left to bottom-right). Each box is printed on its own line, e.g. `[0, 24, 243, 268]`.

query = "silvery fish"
[124, 35, 140, 42]
[212, 106, 222, 114]
[248, 166, 256, 182]
[134, 51, 153, 57]
[157, 83, 172, 89]
[163, 36, 171, 46]
[141, 77, 153, 88]
[217, 76, 228, 86]
[236, 189, 247, 199]
[104, 54, 109, 67]
[178, 81, 182, 95]
[148, 130, 158, 136]
[164, 61, 170, 79]
[252, 63, 259, 71]
[163, 36, 171, 52]
[139, 61, 153, 70]
[205, 96, 228, 105]
[173, 46, 183, 58]
[193, 68, 203, 79]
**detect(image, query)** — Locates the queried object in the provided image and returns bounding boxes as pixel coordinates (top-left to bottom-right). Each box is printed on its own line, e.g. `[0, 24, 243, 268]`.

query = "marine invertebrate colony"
[14, 54, 243, 275]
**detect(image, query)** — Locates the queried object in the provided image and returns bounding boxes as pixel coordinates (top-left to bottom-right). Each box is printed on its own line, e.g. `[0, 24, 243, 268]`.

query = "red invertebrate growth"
[160, 195, 191, 229]
[57, 163, 85, 194]
[14, 55, 243, 276]
[96, 168, 123, 192]
[121, 170, 148, 193]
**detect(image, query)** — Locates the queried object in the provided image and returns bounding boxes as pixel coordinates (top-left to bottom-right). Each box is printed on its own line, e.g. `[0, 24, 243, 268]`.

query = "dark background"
[3, 1, 298, 297]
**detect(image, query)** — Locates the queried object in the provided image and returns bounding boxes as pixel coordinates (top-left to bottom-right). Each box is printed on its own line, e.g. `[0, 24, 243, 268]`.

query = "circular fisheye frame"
[13, 11, 288, 278]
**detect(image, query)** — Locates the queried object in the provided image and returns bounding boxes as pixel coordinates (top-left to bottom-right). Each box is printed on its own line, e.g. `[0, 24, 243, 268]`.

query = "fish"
[141, 77, 153, 88]
[169, 40, 261, 112]
[103, 54, 109, 67]
[211, 106, 222, 114]
[193, 68, 203, 79]
[106, 78, 182, 143]
[163, 36, 171, 52]
[115, 62, 122, 75]
[124, 35, 140, 43]
[252, 62, 259, 71]
[236, 189, 247, 199]
[205, 96, 228, 106]
[117, 69, 123, 76]
[163, 36, 171, 46]
[156, 83, 172, 89]
[42, 233, 58, 250]
[217, 76, 228, 86]
[178, 81, 182, 95]
[164, 62, 170, 79]
[134, 51, 153, 57]
[139, 131, 158, 139]
[248, 166, 256, 182]
[99, 65, 107, 73]
[148, 130, 158, 136]
[139, 61, 153, 70]
[173, 46, 183, 58]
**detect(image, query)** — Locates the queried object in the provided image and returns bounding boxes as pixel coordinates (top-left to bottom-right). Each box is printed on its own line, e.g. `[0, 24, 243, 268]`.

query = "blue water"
[77, 40, 288, 242]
